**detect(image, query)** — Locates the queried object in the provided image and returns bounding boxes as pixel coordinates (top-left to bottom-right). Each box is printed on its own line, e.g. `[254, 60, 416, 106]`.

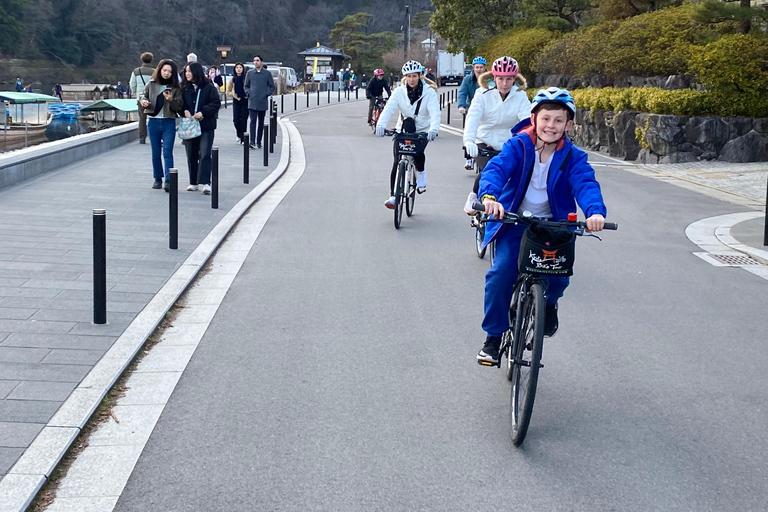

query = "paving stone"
[0, 262, 49, 271]
[0, 333, 115, 351]
[0, 381, 18, 399]
[0, 348, 49, 364]
[0, 363, 91, 382]
[41, 349, 103, 366]
[31, 309, 135, 324]
[0, 400, 61, 423]
[109, 282, 163, 294]
[68, 321, 130, 336]
[0, 422, 44, 447]
[0, 308, 36, 321]
[7, 381, 77, 401]
[0, 319, 75, 334]
[0, 447, 24, 475]
[21, 280, 93, 291]
[0, 278, 27, 287]
[0, 287, 60, 299]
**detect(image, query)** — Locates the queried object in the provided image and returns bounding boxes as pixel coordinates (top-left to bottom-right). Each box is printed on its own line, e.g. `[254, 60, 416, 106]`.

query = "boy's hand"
[585, 214, 605, 232]
[483, 198, 505, 219]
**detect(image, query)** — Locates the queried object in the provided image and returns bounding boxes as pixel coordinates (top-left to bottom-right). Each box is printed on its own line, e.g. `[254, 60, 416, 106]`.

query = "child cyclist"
[375, 60, 441, 209]
[476, 87, 608, 365]
[463, 56, 532, 214]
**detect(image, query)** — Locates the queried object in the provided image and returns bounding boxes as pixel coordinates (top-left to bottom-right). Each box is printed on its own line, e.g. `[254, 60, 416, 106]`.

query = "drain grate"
[707, 253, 761, 266]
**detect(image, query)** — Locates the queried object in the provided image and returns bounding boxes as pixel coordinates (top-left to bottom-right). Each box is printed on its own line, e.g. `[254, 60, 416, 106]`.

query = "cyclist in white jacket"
[463, 56, 532, 213]
[376, 60, 441, 209]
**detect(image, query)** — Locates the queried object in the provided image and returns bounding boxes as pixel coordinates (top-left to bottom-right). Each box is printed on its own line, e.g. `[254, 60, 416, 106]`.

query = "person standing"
[244, 55, 274, 150]
[226, 62, 249, 144]
[139, 59, 183, 191]
[15, 78, 23, 92]
[343, 68, 351, 92]
[181, 62, 221, 195]
[130, 52, 155, 144]
[116, 81, 125, 98]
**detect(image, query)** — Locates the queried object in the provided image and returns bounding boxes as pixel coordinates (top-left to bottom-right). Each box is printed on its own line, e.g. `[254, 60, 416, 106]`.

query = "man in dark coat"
[244, 54, 275, 149]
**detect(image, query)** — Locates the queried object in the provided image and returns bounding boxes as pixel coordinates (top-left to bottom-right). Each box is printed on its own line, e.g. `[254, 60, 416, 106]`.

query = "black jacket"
[181, 81, 221, 132]
[366, 78, 391, 99]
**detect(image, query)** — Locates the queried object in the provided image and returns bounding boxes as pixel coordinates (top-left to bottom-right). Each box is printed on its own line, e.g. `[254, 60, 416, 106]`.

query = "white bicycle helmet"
[401, 60, 423, 76]
[531, 87, 576, 117]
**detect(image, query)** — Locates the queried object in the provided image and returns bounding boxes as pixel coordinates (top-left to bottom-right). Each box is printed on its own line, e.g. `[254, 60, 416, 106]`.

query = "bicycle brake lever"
[584, 232, 602, 241]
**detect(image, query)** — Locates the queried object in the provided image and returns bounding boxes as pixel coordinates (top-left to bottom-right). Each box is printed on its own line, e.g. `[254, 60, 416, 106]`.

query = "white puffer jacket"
[376, 80, 441, 134]
[464, 74, 532, 150]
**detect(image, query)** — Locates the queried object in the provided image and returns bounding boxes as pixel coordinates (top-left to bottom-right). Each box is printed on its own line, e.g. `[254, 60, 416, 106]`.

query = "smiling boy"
[476, 88, 608, 365]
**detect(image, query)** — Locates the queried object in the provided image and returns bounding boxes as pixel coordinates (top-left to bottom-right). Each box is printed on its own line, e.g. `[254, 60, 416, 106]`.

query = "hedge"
[476, 28, 560, 77]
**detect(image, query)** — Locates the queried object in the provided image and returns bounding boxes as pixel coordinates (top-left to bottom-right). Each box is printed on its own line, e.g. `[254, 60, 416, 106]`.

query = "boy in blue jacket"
[477, 88, 607, 365]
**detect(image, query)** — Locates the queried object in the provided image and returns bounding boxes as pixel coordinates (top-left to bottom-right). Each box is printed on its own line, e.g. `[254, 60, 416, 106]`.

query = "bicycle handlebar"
[477, 148, 500, 157]
[383, 129, 430, 138]
[471, 202, 618, 232]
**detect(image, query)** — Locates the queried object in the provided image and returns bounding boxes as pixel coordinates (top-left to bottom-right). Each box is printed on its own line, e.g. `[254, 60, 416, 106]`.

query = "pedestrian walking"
[343, 68, 351, 92]
[139, 59, 183, 191]
[15, 77, 23, 92]
[244, 55, 274, 150]
[130, 52, 155, 144]
[226, 62, 249, 144]
[52, 84, 63, 101]
[181, 62, 220, 194]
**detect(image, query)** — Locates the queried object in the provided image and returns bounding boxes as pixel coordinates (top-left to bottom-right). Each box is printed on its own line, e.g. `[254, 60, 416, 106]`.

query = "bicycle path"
[48, 97, 768, 511]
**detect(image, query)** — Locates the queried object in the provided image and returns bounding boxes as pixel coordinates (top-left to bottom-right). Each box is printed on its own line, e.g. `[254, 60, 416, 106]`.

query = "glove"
[465, 142, 478, 158]
[375, 125, 386, 137]
[427, 129, 438, 141]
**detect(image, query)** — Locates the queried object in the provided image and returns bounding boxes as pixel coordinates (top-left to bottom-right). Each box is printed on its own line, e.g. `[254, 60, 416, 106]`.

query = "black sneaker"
[249, 143, 256, 150]
[152, 179, 162, 189]
[477, 336, 502, 366]
[163, 181, 170, 193]
[544, 303, 559, 338]
[256, 142, 262, 149]
[139, 138, 146, 144]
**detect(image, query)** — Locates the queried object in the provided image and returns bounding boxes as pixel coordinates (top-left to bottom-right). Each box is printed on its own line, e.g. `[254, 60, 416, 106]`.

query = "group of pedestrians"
[133, 51, 273, 194]
[372, 55, 609, 366]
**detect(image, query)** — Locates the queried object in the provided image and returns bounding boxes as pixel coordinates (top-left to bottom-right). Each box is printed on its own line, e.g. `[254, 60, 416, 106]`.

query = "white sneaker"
[384, 196, 396, 209]
[416, 170, 427, 193]
[186, 184, 199, 191]
[464, 192, 478, 215]
[465, 158, 474, 170]
[202, 184, 211, 195]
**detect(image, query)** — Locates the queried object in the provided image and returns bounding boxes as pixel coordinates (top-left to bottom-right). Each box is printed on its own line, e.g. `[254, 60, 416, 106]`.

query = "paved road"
[110, 101, 767, 511]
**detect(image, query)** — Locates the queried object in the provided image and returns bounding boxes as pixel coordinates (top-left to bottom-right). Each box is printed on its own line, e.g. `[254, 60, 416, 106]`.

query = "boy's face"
[534, 108, 573, 144]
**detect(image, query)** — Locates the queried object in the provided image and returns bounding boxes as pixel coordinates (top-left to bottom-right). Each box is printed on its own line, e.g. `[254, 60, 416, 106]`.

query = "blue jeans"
[148, 118, 176, 181]
[483, 224, 570, 337]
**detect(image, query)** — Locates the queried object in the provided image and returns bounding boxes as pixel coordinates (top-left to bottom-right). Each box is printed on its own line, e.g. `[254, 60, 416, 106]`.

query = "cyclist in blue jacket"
[476, 88, 608, 365]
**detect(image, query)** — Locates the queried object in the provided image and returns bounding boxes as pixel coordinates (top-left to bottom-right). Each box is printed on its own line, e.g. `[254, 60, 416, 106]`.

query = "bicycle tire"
[475, 222, 486, 259]
[405, 161, 416, 217]
[509, 281, 545, 447]
[504, 284, 522, 381]
[371, 108, 380, 133]
[489, 240, 496, 267]
[394, 159, 406, 229]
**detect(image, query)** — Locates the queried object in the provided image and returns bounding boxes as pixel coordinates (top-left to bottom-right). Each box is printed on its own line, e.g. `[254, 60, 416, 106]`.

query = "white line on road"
[39, 121, 308, 512]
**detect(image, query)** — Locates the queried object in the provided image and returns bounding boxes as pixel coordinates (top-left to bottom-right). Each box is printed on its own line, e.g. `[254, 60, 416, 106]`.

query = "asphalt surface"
[112, 101, 768, 511]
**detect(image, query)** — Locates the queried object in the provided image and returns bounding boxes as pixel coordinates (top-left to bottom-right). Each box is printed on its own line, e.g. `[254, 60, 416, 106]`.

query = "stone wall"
[533, 74, 697, 91]
[570, 109, 768, 163]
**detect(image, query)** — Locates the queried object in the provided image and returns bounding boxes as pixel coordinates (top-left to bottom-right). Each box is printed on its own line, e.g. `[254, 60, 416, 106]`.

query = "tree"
[596, 0, 682, 20]
[521, 0, 594, 30]
[328, 12, 398, 73]
[431, 0, 516, 54]
[0, 0, 28, 53]
[694, 0, 768, 34]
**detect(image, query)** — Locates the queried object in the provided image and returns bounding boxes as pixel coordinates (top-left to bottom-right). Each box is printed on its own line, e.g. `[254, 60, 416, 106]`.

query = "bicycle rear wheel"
[475, 221, 486, 259]
[394, 159, 406, 229]
[509, 281, 545, 446]
[371, 108, 380, 133]
[405, 161, 416, 217]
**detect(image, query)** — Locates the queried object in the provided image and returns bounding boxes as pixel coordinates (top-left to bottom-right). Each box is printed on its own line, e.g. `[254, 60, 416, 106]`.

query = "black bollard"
[263, 125, 269, 167]
[338, 87, 341, 102]
[327, 88, 330, 103]
[447, 102, 451, 125]
[306, 90, 309, 108]
[243, 132, 249, 184]
[764, 176, 768, 246]
[355, 88, 358, 99]
[269, 115, 275, 154]
[92, 209, 107, 324]
[169, 169, 178, 249]
[317, 88, 320, 106]
[211, 147, 219, 209]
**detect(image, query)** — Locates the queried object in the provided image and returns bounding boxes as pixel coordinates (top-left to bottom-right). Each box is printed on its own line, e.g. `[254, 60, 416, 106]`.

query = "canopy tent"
[80, 99, 139, 113]
[0, 92, 61, 104]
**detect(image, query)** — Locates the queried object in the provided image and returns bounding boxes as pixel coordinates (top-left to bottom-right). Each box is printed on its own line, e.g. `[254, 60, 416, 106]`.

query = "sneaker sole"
[476, 353, 499, 366]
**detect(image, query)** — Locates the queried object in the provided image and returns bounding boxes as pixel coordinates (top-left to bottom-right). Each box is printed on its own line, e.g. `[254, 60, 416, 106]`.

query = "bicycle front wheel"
[394, 159, 406, 229]
[475, 222, 486, 259]
[509, 281, 545, 447]
[405, 161, 416, 217]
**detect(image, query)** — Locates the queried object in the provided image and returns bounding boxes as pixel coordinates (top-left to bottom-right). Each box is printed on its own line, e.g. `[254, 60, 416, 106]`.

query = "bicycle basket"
[517, 224, 576, 276]
[375, 98, 387, 109]
[395, 133, 428, 156]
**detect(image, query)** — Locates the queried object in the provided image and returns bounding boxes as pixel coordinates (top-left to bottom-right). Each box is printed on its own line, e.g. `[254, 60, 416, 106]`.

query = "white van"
[218, 63, 298, 94]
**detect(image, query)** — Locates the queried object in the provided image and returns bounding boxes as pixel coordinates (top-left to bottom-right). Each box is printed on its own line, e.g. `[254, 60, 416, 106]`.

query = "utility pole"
[404, 5, 410, 61]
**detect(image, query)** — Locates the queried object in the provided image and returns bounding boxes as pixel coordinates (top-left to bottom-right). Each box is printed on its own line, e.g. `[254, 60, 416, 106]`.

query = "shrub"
[688, 33, 768, 95]
[476, 27, 560, 76]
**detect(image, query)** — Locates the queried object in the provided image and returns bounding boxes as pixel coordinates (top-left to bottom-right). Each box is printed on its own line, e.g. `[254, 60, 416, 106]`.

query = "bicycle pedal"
[477, 359, 499, 367]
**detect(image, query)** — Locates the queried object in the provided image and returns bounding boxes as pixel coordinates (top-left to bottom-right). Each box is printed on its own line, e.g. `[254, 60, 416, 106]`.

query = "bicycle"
[474, 203, 617, 446]
[383, 129, 429, 229]
[370, 97, 387, 133]
[469, 146, 500, 259]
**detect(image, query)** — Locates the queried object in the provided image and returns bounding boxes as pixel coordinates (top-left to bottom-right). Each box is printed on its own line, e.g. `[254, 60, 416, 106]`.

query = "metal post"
[306, 89, 309, 108]
[294, 92, 297, 111]
[270, 115, 275, 154]
[281, 94, 284, 114]
[327, 88, 331, 103]
[92, 209, 107, 324]
[447, 102, 451, 125]
[355, 88, 358, 99]
[243, 132, 249, 184]
[338, 87, 341, 102]
[211, 147, 219, 209]
[317, 88, 320, 106]
[263, 125, 269, 166]
[169, 169, 178, 249]
[764, 176, 768, 246]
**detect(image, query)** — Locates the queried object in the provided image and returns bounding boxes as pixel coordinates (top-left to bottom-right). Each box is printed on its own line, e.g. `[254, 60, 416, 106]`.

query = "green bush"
[476, 27, 560, 76]
[689, 33, 768, 95]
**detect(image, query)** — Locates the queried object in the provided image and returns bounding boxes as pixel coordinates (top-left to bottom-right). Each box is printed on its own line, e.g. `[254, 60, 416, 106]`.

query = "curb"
[0, 118, 293, 512]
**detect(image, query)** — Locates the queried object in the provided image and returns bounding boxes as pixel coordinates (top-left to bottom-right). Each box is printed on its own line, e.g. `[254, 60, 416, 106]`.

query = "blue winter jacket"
[458, 74, 480, 109]
[479, 119, 607, 248]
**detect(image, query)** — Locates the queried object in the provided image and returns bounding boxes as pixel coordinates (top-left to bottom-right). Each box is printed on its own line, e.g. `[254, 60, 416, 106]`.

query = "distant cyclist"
[375, 60, 441, 209]
[458, 56, 487, 169]
[366, 69, 391, 126]
[463, 57, 532, 214]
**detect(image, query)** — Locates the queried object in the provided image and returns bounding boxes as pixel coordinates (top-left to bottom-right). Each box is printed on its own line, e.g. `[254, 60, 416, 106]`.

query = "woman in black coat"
[181, 62, 221, 194]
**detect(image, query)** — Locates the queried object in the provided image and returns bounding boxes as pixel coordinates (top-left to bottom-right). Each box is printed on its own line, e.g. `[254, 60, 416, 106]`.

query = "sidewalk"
[0, 108, 282, 481]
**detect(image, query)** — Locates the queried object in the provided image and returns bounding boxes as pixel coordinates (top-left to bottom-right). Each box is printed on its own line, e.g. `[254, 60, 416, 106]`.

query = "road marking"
[440, 123, 463, 137]
[686, 212, 768, 281]
[38, 121, 308, 512]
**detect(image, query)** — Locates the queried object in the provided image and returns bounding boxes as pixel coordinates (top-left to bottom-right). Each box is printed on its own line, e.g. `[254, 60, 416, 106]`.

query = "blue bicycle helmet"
[531, 87, 576, 118]
[471, 56, 487, 66]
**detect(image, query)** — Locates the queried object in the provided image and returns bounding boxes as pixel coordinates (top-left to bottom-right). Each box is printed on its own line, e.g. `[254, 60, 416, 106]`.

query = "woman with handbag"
[180, 62, 221, 194]
[226, 63, 249, 144]
[139, 59, 184, 191]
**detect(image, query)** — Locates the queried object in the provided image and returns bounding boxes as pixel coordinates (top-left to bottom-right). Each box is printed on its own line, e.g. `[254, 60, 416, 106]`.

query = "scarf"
[406, 80, 423, 105]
